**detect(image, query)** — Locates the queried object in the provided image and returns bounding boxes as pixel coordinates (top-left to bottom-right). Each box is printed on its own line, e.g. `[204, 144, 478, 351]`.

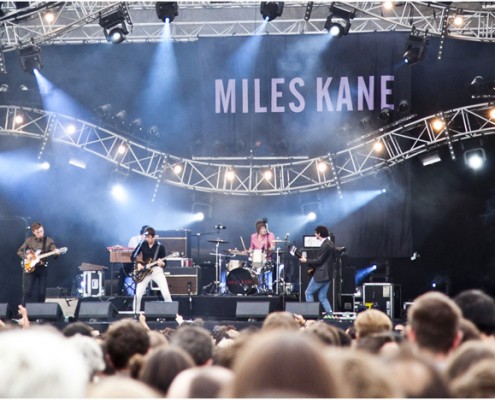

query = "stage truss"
[1, 102, 494, 196]
[0, 2, 495, 51]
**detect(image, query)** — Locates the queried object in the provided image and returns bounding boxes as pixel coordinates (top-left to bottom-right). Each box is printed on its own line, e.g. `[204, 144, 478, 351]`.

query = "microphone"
[285, 233, 290, 241]
[214, 225, 227, 230]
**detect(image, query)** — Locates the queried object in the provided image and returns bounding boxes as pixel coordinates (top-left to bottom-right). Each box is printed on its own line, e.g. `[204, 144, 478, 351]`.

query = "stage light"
[317, 162, 328, 172]
[19, 84, 29, 91]
[14, 114, 24, 124]
[130, 118, 143, 135]
[43, 11, 55, 24]
[114, 110, 127, 127]
[420, 152, 441, 166]
[307, 211, 317, 221]
[40, 161, 50, 170]
[464, 148, 486, 170]
[148, 125, 160, 138]
[192, 202, 212, 219]
[324, 4, 355, 38]
[452, 14, 464, 27]
[156, 2, 178, 23]
[19, 45, 42, 74]
[225, 169, 235, 181]
[263, 169, 273, 180]
[468, 76, 495, 99]
[66, 124, 76, 134]
[260, 2, 284, 22]
[173, 164, 183, 174]
[398, 100, 409, 113]
[99, 6, 130, 44]
[373, 141, 384, 153]
[0, 84, 8, 92]
[403, 28, 429, 65]
[0, 46, 5, 74]
[117, 144, 127, 155]
[431, 118, 445, 132]
[193, 212, 205, 222]
[68, 158, 86, 169]
[489, 108, 495, 120]
[379, 107, 391, 121]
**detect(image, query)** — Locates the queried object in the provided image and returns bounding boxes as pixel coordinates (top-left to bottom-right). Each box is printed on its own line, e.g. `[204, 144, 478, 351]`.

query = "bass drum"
[227, 268, 258, 295]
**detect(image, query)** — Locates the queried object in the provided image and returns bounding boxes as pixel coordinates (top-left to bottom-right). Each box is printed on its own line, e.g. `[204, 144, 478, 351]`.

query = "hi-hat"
[208, 239, 229, 244]
[225, 249, 248, 255]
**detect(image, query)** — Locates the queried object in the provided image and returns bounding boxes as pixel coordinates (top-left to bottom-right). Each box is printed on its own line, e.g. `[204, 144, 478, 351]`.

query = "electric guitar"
[132, 257, 167, 283]
[22, 247, 68, 273]
[290, 245, 314, 277]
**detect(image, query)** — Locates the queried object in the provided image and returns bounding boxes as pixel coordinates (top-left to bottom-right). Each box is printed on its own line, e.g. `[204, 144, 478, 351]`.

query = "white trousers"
[133, 266, 172, 312]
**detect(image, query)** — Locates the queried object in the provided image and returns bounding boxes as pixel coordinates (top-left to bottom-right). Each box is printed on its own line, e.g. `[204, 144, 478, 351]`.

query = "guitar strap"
[42, 236, 48, 253]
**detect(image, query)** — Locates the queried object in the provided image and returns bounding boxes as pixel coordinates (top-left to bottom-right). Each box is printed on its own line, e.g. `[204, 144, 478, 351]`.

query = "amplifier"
[363, 283, 401, 319]
[151, 266, 199, 295]
[156, 229, 191, 258]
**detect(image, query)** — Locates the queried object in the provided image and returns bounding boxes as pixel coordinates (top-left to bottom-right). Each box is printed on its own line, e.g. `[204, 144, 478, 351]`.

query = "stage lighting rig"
[18, 45, 42, 74]
[99, 4, 132, 44]
[324, 3, 356, 38]
[403, 27, 429, 65]
[260, 2, 284, 22]
[156, 2, 178, 23]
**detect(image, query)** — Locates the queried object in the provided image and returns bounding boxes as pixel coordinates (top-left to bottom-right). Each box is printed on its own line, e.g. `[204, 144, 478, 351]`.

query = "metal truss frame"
[1, 2, 495, 51]
[1, 102, 494, 196]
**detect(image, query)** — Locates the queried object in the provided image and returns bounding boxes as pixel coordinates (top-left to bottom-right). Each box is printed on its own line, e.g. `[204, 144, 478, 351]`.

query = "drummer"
[249, 219, 276, 258]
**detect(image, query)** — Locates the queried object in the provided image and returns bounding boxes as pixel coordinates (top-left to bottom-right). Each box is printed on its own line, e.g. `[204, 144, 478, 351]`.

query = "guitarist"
[299, 225, 335, 317]
[17, 222, 61, 305]
[130, 226, 172, 312]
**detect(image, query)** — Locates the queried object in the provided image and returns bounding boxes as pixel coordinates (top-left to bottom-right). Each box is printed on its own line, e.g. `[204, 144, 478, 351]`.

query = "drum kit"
[207, 237, 289, 296]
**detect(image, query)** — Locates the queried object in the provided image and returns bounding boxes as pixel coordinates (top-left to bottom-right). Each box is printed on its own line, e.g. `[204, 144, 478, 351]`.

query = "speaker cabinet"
[363, 283, 401, 319]
[156, 229, 191, 257]
[236, 301, 269, 319]
[77, 301, 118, 321]
[46, 298, 79, 318]
[285, 302, 320, 319]
[144, 301, 179, 319]
[0, 303, 12, 319]
[26, 302, 63, 321]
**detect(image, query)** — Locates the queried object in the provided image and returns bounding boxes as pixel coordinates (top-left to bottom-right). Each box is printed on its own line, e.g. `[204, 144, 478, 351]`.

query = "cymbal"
[273, 239, 288, 243]
[225, 249, 248, 255]
[208, 239, 229, 244]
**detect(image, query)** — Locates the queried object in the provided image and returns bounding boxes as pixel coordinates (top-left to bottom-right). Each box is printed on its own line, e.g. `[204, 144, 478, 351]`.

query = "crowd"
[1, 288, 495, 397]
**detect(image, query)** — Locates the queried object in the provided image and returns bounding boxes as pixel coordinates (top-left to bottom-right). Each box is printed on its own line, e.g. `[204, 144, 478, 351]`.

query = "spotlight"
[302, 202, 321, 221]
[148, 125, 160, 138]
[464, 148, 486, 170]
[225, 169, 235, 181]
[379, 107, 391, 121]
[111, 184, 127, 201]
[99, 6, 130, 44]
[419, 152, 441, 166]
[0, 84, 8, 92]
[114, 110, 128, 126]
[173, 164, 183, 174]
[307, 211, 317, 221]
[398, 100, 410, 113]
[95, 104, 112, 120]
[129, 118, 143, 135]
[40, 161, 50, 170]
[324, 4, 355, 38]
[66, 124, 76, 134]
[156, 2, 178, 23]
[18, 45, 42, 74]
[263, 169, 273, 180]
[403, 27, 429, 65]
[431, 118, 445, 132]
[373, 141, 384, 153]
[0, 46, 6, 74]
[260, 2, 284, 22]
[468, 76, 495, 99]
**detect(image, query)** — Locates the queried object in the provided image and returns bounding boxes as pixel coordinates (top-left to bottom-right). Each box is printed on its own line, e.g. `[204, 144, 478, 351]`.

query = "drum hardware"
[207, 239, 229, 295]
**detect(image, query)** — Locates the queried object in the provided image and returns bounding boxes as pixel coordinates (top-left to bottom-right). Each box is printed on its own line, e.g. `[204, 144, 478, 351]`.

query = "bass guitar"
[290, 245, 314, 277]
[22, 247, 68, 273]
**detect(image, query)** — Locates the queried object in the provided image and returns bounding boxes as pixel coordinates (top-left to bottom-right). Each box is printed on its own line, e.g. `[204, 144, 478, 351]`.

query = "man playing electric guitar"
[130, 226, 172, 312]
[17, 222, 63, 305]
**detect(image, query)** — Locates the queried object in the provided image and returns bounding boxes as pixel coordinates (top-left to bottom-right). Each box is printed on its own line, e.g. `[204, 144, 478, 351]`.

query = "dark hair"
[315, 225, 329, 238]
[144, 227, 156, 237]
[454, 289, 495, 335]
[255, 220, 266, 233]
[140, 225, 149, 235]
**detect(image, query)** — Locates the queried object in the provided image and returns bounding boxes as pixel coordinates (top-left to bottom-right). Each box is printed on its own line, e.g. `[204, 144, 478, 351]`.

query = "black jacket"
[307, 238, 335, 282]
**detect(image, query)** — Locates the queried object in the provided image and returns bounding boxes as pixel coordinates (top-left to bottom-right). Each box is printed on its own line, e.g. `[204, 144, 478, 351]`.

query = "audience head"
[445, 340, 495, 382]
[170, 325, 214, 366]
[104, 319, 150, 371]
[354, 309, 392, 339]
[261, 311, 300, 332]
[167, 366, 234, 398]
[62, 321, 95, 337]
[228, 330, 338, 397]
[406, 291, 462, 356]
[139, 346, 195, 395]
[87, 376, 160, 398]
[0, 326, 88, 397]
[454, 289, 495, 337]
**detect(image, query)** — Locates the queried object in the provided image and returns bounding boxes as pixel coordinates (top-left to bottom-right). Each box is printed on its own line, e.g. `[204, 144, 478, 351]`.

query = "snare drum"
[227, 268, 258, 295]
[251, 249, 266, 270]
[227, 260, 243, 272]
